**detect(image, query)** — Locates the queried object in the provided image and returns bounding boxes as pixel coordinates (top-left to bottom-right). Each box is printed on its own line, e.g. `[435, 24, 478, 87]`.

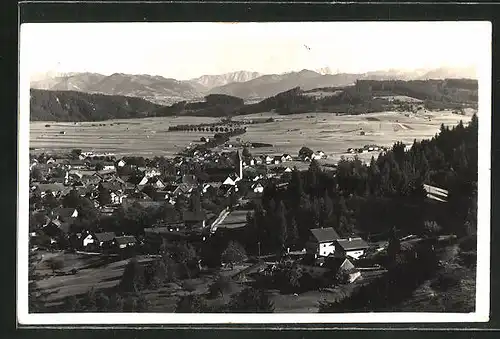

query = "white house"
[144, 168, 161, 178]
[223, 174, 239, 186]
[263, 155, 273, 164]
[117, 159, 127, 167]
[281, 154, 293, 162]
[284, 167, 293, 173]
[335, 237, 369, 259]
[306, 228, 340, 257]
[84, 232, 116, 249]
[251, 182, 264, 193]
[110, 191, 127, 204]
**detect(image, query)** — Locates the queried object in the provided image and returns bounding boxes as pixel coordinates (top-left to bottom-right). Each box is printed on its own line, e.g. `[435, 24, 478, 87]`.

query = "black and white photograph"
[17, 21, 491, 324]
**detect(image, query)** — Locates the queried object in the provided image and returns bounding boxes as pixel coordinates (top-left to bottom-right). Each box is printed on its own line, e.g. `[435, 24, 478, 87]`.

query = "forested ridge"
[30, 79, 477, 121]
[241, 114, 478, 255]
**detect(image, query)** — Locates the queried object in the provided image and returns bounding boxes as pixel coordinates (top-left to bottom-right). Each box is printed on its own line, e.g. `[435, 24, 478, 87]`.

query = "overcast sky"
[21, 22, 489, 80]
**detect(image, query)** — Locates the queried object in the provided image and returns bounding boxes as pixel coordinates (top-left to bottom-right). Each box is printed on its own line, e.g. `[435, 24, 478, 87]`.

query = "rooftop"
[310, 227, 340, 242]
[336, 237, 369, 250]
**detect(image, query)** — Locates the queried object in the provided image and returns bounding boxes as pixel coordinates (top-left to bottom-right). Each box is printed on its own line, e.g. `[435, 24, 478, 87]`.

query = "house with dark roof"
[43, 219, 72, 238]
[114, 236, 137, 249]
[173, 183, 194, 197]
[306, 227, 340, 257]
[335, 237, 369, 259]
[83, 232, 116, 249]
[51, 207, 78, 222]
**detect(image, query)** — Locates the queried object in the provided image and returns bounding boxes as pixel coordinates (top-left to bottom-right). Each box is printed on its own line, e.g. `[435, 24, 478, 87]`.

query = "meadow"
[29, 110, 474, 161]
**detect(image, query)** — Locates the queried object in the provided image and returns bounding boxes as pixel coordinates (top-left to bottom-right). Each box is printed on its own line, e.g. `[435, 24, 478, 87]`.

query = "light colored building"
[306, 228, 340, 257]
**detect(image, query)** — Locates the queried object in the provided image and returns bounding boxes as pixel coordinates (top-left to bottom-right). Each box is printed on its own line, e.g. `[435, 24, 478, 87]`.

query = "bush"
[175, 294, 208, 313]
[208, 275, 233, 298]
[46, 257, 64, 273]
[228, 287, 274, 313]
[431, 272, 461, 292]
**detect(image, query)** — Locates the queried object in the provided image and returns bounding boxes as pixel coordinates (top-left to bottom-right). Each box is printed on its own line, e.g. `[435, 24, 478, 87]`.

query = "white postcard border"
[17, 21, 492, 325]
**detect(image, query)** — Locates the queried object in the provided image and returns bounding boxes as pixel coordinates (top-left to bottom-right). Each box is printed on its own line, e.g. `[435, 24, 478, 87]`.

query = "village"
[28, 137, 405, 308]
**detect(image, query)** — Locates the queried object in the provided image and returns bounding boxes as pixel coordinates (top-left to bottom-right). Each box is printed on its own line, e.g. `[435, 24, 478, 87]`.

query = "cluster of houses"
[346, 145, 386, 155]
[300, 150, 328, 162]
[301, 227, 371, 283]
[29, 146, 381, 290]
[28, 147, 302, 253]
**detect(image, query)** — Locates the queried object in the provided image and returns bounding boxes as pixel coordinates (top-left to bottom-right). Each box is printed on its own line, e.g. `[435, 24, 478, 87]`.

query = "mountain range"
[30, 66, 476, 105]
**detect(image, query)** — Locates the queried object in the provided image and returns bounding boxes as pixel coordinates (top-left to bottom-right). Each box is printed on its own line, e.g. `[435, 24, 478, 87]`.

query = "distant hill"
[30, 89, 164, 122]
[31, 73, 203, 106]
[208, 67, 478, 100]
[30, 78, 478, 121]
[188, 71, 262, 91]
[154, 94, 245, 118]
[417, 66, 477, 80]
[208, 70, 363, 100]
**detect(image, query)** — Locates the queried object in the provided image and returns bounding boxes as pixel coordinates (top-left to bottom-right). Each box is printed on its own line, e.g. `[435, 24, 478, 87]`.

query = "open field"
[216, 209, 250, 230]
[232, 110, 474, 162]
[30, 110, 474, 161]
[34, 252, 155, 306]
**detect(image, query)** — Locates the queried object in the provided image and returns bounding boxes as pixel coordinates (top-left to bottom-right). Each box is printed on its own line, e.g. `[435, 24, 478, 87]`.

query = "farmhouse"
[281, 154, 293, 162]
[251, 182, 264, 193]
[43, 219, 72, 238]
[223, 173, 240, 186]
[306, 228, 340, 257]
[262, 155, 273, 164]
[83, 232, 116, 249]
[273, 156, 282, 165]
[335, 237, 369, 259]
[324, 256, 361, 283]
[114, 236, 137, 249]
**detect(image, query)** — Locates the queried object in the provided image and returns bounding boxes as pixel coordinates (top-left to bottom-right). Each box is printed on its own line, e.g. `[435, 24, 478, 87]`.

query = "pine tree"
[276, 201, 288, 255]
[119, 258, 145, 292]
[286, 217, 299, 248]
[387, 227, 401, 262]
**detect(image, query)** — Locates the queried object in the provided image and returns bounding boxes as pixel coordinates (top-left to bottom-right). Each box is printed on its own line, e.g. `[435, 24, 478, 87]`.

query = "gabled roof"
[336, 237, 369, 251]
[52, 207, 77, 220]
[49, 219, 62, 227]
[94, 232, 116, 243]
[114, 236, 137, 245]
[310, 227, 340, 243]
[325, 257, 356, 272]
[183, 210, 206, 222]
[175, 183, 193, 194]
